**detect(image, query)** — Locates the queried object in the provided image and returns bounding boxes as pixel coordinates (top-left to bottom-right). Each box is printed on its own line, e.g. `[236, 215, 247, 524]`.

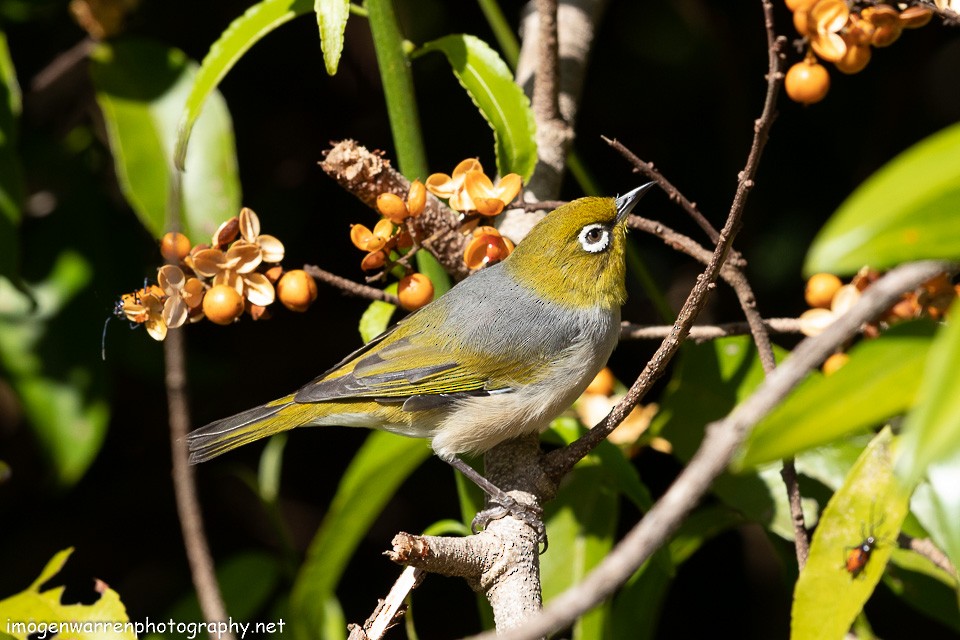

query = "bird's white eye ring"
[578, 223, 610, 253]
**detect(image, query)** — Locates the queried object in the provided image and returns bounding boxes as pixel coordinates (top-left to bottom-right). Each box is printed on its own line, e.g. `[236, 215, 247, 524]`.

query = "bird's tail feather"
[187, 394, 305, 463]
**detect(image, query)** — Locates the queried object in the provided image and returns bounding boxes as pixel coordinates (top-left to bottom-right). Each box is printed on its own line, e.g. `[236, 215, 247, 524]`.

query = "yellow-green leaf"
[90, 38, 240, 242]
[792, 428, 911, 640]
[289, 431, 431, 640]
[805, 121, 960, 275]
[315, 0, 349, 75]
[174, 0, 314, 169]
[417, 34, 537, 181]
[896, 299, 960, 486]
[737, 320, 935, 469]
[0, 548, 136, 640]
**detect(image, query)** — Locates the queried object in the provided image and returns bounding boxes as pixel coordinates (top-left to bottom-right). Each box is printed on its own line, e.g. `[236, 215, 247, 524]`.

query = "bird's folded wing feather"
[293, 334, 521, 405]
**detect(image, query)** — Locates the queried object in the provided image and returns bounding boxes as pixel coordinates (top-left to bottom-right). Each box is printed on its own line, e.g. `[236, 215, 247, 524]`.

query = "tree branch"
[319, 140, 468, 279]
[471, 260, 954, 640]
[620, 317, 802, 341]
[165, 328, 235, 640]
[303, 264, 401, 306]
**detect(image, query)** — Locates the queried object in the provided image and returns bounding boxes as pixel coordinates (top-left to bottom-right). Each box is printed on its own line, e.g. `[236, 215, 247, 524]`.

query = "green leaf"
[0, 30, 23, 280]
[654, 337, 814, 539]
[896, 299, 960, 487]
[0, 253, 108, 486]
[805, 121, 960, 275]
[90, 37, 241, 242]
[540, 462, 618, 640]
[315, 0, 349, 75]
[737, 320, 936, 469]
[359, 284, 397, 343]
[258, 433, 287, 504]
[417, 34, 537, 181]
[911, 456, 960, 589]
[792, 428, 911, 640]
[289, 431, 432, 640]
[174, 0, 314, 169]
[0, 548, 136, 640]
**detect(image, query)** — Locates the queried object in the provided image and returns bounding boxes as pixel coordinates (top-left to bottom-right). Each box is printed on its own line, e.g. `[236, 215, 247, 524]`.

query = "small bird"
[188, 184, 653, 513]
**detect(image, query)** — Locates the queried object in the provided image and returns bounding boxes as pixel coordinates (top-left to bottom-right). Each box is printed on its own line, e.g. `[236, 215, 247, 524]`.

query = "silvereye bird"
[187, 184, 653, 510]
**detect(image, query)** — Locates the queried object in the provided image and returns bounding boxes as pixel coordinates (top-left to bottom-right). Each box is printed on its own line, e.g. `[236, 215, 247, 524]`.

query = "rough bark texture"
[320, 140, 469, 280]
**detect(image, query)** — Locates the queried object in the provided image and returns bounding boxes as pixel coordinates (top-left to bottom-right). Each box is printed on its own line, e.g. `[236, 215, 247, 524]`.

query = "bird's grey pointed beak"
[615, 182, 655, 223]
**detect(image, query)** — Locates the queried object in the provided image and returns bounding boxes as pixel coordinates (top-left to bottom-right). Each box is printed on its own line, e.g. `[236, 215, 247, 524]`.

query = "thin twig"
[304, 264, 402, 306]
[620, 317, 802, 341]
[475, 260, 954, 640]
[165, 328, 236, 640]
[602, 136, 721, 245]
[348, 566, 426, 640]
[544, 0, 786, 479]
[736, 0, 809, 567]
[897, 533, 958, 577]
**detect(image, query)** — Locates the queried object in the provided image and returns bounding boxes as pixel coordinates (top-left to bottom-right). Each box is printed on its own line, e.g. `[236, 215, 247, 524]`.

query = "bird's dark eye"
[578, 223, 611, 253]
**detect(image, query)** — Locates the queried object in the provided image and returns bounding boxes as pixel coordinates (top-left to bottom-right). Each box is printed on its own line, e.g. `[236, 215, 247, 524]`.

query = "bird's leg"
[440, 453, 546, 545]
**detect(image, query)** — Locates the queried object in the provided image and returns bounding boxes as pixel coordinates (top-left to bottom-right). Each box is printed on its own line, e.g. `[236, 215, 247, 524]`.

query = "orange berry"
[785, 59, 830, 105]
[397, 273, 434, 311]
[360, 250, 387, 271]
[277, 269, 318, 312]
[822, 352, 849, 376]
[203, 284, 244, 325]
[805, 273, 843, 308]
[585, 367, 616, 396]
[463, 233, 511, 269]
[785, 0, 817, 12]
[160, 232, 191, 262]
[377, 193, 409, 223]
[835, 43, 871, 74]
[406, 180, 426, 217]
[899, 6, 933, 29]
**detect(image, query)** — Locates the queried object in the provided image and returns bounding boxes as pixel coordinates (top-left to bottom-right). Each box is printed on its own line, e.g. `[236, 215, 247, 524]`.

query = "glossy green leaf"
[911, 455, 960, 590]
[91, 38, 240, 242]
[417, 34, 537, 181]
[653, 337, 814, 539]
[315, 0, 349, 75]
[358, 283, 397, 343]
[792, 428, 911, 640]
[0, 252, 108, 486]
[548, 416, 653, 511]
[805, 121, 960, 275]
[540, 462, 618, 640]
[174, 0, 313, 169]
[896, 299, 960, 486]
[737, 320, 936, 469]
[0, 31, 23, 280]
[0, 548, 136, 640]
[289, 430, 431, 640]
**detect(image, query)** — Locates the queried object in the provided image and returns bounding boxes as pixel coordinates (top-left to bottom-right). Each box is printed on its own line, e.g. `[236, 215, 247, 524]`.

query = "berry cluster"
[355, 159, 522, 311]
[116, 207, 316, 342]
[799, 268, 957, 373]
[424, 159, 521, 269]
[784, 0, 933, 104]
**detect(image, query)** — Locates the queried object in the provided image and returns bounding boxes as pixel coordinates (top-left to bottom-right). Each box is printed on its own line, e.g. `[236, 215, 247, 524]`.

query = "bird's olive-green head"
[505, 184, 653, 310]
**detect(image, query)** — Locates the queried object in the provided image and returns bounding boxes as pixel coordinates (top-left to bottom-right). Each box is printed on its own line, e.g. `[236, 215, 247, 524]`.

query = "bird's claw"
[471, 495, 548, 551]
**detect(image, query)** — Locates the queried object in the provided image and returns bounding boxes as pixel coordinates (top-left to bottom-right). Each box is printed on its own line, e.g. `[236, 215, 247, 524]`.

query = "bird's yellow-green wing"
[292, 331, 532, 409]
